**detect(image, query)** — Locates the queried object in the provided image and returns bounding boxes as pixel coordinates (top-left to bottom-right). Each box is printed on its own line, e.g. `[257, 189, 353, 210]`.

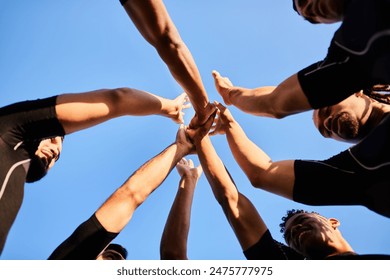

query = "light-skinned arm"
[212, 70, 311, 119]
[55, 88, 189, 134]
[210, 102, 295, 199]
[160, 158, 202, 260]
[121, 0, 214, 126]
[94, 125, 194, 233]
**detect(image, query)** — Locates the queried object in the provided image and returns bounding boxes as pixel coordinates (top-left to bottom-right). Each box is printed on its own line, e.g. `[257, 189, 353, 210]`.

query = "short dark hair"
[292, 0, 319, 24]
[292, 0, 298, 12]
[279, 209, 320, 238]
[364, 84, 390, 105]
[105, 243, 128, 259]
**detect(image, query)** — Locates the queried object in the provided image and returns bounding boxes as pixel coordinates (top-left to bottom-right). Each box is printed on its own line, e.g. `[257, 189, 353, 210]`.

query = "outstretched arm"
[212, 70, 311, 119]
[120, 0, 214, 126]
[188, 116, 267, 250]
[211, 102, 295, 199]
[94, 125, 194, 233]
[160, 158, 202, 260]
[55, 88, 189, 134]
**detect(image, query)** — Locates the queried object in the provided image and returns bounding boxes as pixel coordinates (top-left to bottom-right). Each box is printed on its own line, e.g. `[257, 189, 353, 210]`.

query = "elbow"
[153, 30, 184, 57]
[120, 183, 148, 209]
[247, 171, 267, 189]
[214, 189, 239, 212]
[103, 87, 132, 116]
[266, 95, 291, 119]
[104, 87, 129, 105]
[268, 104, 289, 119]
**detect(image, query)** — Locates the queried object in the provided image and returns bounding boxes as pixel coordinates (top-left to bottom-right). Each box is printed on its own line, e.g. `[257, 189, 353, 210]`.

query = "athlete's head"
[312, 92, 373, 143]
[313, 86, 390, 143]
[280, 209, 343, 259]
[96, 243, 128, 260]
[26, 136, 63, 183]
[292, 0, 346, 24]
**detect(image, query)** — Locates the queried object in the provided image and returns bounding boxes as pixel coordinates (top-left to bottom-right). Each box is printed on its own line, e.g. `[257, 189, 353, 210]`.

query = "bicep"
[256, 160, 295, 200]
[270, 74, 312, 118]
[55, 90, 119, 134]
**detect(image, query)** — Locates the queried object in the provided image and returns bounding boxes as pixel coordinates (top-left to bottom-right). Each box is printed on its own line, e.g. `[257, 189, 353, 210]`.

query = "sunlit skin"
[313, 92, 390, 143]
[34, 136, 63, 170]
[294, 0, 345, 24]
[284, 213, 352, 259]
[312, 92, 370, 142]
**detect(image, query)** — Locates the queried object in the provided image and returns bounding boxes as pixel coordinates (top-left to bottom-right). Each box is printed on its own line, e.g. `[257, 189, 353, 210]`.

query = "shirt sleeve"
[0, 96, 65, 147]
[48, 213, 119, 260]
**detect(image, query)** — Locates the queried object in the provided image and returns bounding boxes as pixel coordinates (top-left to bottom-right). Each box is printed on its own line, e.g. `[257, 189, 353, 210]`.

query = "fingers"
[177, 111, 185, 124]
[214, 100, 226, 111]
[212, 70, 232, 85]
[177, 92, 189, 102]
[182, 103, 192, 110]
[196, 164, 203, 175]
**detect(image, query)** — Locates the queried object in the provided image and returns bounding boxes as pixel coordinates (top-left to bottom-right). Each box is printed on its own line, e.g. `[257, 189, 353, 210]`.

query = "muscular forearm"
[196, 136, 239, 205]
[225, 121, 273, 186]
[225, 121, 295, 199]
[229, 74, 311, 119]
[228, 86, 278, 118]
[122, 0, 209, 115]
[95, 142, 190, 233]
[196, 136, 268, 250]
[157, 43, 209, 113]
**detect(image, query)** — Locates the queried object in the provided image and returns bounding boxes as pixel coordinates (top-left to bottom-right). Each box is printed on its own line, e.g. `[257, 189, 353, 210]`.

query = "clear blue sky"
[0, 0, 389, 260]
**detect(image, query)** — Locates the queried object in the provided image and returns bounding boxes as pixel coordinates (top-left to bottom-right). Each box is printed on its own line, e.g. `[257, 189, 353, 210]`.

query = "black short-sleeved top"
[48, 214, 118, 260]
[0, 96, 65, 254]
[297, 0, 390, 108]
[293, 113, 390, 218]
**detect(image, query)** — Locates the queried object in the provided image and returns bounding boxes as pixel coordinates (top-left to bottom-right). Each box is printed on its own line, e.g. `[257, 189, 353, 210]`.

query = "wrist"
[175, 142, 192, 158]
[181, 173, 199, 184]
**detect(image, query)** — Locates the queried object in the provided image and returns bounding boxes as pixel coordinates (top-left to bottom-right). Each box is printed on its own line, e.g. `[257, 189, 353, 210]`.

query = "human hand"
[189, 102, 217, 129]
[175, 124, 195, 155]
[163, 93, 191, 124]
[176, 158, 203, 181]
[212, 70, 234, 105]
[186, 109, 217, 144]
[209, 101, 236, 136]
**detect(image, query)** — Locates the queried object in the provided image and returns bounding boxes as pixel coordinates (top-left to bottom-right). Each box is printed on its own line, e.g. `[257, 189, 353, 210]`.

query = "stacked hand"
[165, 93, 191, 124]
[176, 158, 203, 182]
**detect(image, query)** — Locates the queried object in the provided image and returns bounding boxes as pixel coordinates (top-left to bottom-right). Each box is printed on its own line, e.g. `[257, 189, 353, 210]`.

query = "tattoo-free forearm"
[95, 142, 189, 233]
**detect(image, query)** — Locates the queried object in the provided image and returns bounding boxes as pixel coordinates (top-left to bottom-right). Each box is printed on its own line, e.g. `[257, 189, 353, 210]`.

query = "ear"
[329, 218, 340, 229]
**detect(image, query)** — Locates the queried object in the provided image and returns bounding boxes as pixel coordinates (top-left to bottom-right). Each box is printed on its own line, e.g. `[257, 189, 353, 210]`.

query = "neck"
[367, 103, 390, 127]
